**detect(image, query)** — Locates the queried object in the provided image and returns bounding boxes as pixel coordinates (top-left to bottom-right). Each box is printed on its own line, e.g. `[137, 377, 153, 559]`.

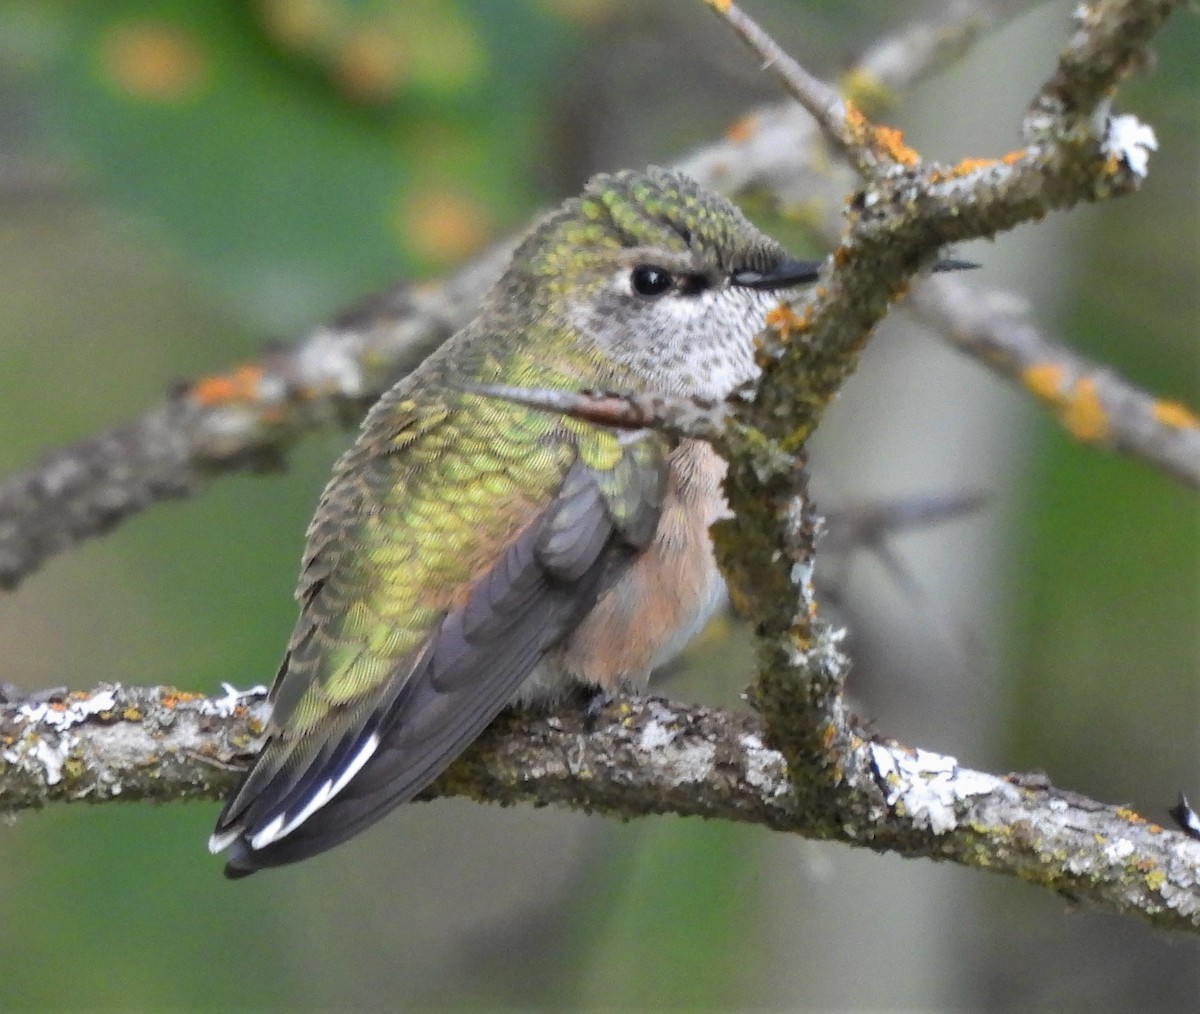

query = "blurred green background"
[0, 0, 1196, 1009]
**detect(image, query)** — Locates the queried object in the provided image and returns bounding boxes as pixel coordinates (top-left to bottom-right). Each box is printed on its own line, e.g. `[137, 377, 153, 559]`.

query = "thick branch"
[692, 0, 1193, 941]
[3, 684, 1199, 932]
[1032, 0, 1175, 123]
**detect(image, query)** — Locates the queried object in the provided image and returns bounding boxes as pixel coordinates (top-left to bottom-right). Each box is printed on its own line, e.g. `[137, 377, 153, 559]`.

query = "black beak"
[731, 256, 978, 291]
[731, 259, 822, 291]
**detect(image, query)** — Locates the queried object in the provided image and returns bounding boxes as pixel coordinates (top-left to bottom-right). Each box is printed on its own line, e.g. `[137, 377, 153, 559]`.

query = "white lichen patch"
[199, 683, 269, 719]
[740, 732, 789, 800]
[296, 328, 366, 397]
[33, 736, 72, 786]
[16, 688, 117, 731]
[871, 743, 1005, 835]
[638, 719, 677, 754]
[1103, 836, 1136, 863]
[637, 719, 715, 783]
[1104, 115, 1157, 178]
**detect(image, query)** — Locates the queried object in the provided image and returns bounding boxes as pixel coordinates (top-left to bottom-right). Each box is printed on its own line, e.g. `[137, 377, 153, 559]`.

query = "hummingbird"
[209, 166, 933, 876]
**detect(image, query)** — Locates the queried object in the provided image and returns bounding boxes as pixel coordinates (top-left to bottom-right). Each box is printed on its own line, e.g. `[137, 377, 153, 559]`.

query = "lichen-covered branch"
[0, 0, 1194, 936]
[9, 0, 1184, 593]
[705, 0, 879, 174]
[3, 684, 1199, 932]
[702, 0, 1185, 750]
[0, 250, 511, 591]
[911, 277, 1200, 487]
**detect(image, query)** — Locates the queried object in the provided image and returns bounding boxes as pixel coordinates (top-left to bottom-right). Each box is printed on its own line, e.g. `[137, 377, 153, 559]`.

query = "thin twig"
[703, 1, 879, 174]
[912, 277, 1200, 487]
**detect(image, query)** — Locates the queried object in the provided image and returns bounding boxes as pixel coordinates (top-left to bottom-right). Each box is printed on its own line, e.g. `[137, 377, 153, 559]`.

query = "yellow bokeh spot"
[403, 5, 484, 94]
[100, 21, 209, 102]
[257, 0, 339, 50]
[336, 29, 410, 103]
[399, 185, 492, 266]
[538, 0, 625, 26]
[839, 68, 895, 114]
[1152, 399, 1200, 431]
[260, 0, 482, 99]
[724, 114, 758, 144]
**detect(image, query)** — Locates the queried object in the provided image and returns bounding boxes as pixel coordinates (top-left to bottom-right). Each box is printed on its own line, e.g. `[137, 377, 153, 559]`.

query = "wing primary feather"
[249, 732, 381, 849]
[208, 827, 240, 855]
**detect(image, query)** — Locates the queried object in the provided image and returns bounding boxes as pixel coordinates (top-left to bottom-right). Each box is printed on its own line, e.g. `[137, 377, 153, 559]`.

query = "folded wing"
[211, 391, 665, 876]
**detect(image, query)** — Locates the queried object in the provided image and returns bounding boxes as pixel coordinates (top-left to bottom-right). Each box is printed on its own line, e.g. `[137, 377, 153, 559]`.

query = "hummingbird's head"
[499, 166, 816, 398]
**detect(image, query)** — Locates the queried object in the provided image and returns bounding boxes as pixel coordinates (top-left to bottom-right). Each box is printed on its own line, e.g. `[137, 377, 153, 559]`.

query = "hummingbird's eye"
[630, 265, 673, 297]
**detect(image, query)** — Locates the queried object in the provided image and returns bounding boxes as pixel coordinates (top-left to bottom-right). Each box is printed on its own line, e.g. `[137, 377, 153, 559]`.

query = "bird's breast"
[517, 438, 729, 703]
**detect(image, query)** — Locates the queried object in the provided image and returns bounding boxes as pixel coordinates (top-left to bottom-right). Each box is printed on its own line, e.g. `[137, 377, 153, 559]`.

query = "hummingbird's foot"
[0, 682, 69, 706]
[580, 685, 616, 732]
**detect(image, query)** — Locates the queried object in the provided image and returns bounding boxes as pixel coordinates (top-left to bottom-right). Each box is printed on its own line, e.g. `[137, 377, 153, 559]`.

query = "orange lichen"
[1023, 366, 1111, 443]
[1061, 377, 1109, 443]
[872, 124, 920, 167]
[1152, 400, 1200, 430]
[705, 0, 732, 11]
[1116, 806, 1145, 824]
[724, 114, 758, 144]
[949, 157, 999, 178]
[765, 303, 808, 338]
[821, 723, 837, 750]
[788, 630, 812, 653]
[843, 100, 867, 134]
[1022, 363, 1064, 403]
[929, 156, 1000, 185]
[1001, 149, 1026, 165]
[100, 21, 209, 102]
[161, 691, 198, 709]
[190, 365, 265, 407]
